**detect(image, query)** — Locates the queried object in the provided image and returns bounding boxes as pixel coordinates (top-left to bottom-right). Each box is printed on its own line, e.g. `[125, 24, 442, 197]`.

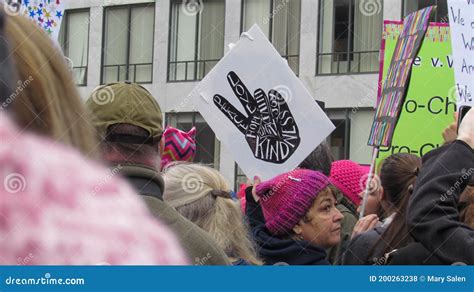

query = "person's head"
[86, 82, 164, 169]
[329, 160, 369, 207]
[368, 153, 422, 258]
[2, 9, 97, 156]
[378, 153, 422, 213]
[256, 169, 343, 249]
[161, 126, 197, 170]
[162, 162, 261, 265]
[298, 142, 334, 176]
[357, 175, 384, 216]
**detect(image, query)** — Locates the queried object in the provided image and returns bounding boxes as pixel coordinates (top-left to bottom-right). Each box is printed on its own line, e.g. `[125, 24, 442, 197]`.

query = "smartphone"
[457, 106, 472, 132]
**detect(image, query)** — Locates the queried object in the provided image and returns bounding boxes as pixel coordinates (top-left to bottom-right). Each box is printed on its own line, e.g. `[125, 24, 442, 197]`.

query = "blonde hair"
[163, 162, 262, 265]
[4, 11, 97, 157]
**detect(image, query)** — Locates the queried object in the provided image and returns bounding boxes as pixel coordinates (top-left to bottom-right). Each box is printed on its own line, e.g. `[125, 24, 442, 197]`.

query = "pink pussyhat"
[329, 160, 370, 206]
[256, 169, 330, 236]
[161, 126, 196, 170]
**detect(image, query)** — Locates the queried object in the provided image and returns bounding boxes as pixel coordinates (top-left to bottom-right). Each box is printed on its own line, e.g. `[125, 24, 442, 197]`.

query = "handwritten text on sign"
[448, 0, 474, 106]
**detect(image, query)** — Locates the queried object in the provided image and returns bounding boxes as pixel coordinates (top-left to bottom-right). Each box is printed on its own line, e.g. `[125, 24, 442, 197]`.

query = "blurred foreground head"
[1, 7, 97, 156]
[0, 9, 16, 107]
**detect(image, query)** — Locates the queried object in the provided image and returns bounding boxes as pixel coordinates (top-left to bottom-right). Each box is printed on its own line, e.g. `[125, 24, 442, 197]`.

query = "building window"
[403, 0, 447, 22]
[329, 118, 350, 160]
[166, 112, 220, 169]
[168, 0, 225, 82]
[317, 0, 382, 75]
[102, 4, 154, 84]
[241, 0, 301, 75]
[234, 165, 247, 192]
[59, 9, 89, 86]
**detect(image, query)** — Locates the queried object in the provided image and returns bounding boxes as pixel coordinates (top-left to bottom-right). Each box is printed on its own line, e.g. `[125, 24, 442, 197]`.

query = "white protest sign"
[190, 25, 335, 180]
[448, 0, 474, 106]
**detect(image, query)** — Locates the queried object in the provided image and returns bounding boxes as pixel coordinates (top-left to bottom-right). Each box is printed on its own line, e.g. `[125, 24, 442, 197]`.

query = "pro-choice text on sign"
[448, 0, 474, 106]
[190, 25, 334, 180]
[376, 22, 456, 165]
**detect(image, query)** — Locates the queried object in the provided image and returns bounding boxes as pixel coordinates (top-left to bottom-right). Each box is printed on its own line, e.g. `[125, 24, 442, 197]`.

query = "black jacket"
[386, 242, 445, 265]
[245, 187, 330, 265]
[407, 140, 474, 264]
[342, 226, 386, 265]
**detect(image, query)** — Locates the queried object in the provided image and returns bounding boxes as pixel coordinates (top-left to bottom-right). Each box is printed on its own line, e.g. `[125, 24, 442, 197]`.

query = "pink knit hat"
[161, 126, 196, 170]
[329, 160, 370, 206]
[256, 169, 330, 235]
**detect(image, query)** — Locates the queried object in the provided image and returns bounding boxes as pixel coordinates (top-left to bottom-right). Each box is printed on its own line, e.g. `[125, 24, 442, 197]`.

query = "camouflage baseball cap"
[86, 82, 163, 143]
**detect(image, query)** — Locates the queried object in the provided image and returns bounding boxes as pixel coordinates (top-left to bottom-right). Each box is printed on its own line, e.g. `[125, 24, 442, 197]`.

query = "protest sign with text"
[448, 0, 474, 106]
[190, 25, 334, 180]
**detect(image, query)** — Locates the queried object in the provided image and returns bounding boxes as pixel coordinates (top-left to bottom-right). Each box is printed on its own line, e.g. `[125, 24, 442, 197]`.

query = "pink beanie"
[329, 160, 370, 206]
[161, 126, 196, 170]
[256, 169, 330, 236]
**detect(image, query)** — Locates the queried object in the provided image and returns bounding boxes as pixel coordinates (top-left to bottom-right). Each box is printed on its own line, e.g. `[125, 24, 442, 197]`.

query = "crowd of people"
[0, 8, 472, 265]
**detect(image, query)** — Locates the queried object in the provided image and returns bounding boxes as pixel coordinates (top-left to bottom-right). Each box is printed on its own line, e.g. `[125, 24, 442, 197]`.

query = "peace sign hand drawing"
[213, 71, 300, 164]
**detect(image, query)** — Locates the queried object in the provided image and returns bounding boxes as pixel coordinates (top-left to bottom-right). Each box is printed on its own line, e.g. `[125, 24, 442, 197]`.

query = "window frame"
[239, 0, 302, 75]
[61, 8, 90, 87]
[402, 0, 447, 22]
[100, 3, 156, 85]
[315, 0, 381, 76]
[328, 114, 351, 160]
[234, 163, 247, 192]
[167, 0, 226, 83]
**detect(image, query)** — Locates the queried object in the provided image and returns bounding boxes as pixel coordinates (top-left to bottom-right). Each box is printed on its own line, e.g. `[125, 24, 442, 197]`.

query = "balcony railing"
[101, 63, 153, 84]
[168, 59, 220, 82]
[316, 50, 379, 75]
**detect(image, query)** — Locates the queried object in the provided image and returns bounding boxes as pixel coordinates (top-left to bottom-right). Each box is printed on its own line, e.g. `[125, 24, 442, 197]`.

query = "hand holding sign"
[213, 71, 300, 164]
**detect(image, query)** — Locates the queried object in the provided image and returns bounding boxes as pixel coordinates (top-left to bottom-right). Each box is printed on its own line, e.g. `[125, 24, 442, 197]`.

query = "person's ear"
[377, 186, 384, 202]
[292, 222, 303, 237]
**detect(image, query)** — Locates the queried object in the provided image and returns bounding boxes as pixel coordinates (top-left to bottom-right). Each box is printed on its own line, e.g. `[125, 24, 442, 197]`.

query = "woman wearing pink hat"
[246, 169, 344, 265]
